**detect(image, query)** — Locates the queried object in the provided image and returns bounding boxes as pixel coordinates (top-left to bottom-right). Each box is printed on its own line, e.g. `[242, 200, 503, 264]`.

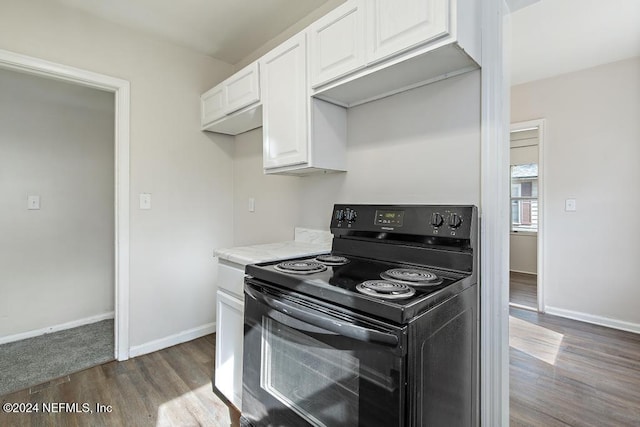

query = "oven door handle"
[245, 284, 399, 348]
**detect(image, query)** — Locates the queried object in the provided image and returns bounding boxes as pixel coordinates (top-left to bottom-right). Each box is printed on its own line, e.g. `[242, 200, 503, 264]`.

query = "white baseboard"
[0, 312, 115, 345]
[509, 302, 537, 312]
[129, 322, 216, 358]
[545, 306, 640, 335]
[509, 269, 537, 276]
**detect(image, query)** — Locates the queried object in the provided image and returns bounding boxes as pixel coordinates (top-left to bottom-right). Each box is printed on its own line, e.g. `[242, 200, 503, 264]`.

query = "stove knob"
[430, 212, 444, 227]
[335, 209, 345, 221]
[345, 209, 357, 222]
[448, 213, 462, 229]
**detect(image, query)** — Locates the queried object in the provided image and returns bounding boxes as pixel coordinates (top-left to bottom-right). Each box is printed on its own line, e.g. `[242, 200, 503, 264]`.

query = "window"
[261, 317, 360, 427]
[511, 163, 538, 232]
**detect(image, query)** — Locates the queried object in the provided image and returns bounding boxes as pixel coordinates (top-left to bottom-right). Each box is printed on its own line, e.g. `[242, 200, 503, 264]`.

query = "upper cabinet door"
[225, 62, 260, 115]
[201, 61, 261, 133]
[260, 33, 308, 170]
[308, 0, 366, 88]
[367, 0, 450, 64]
[201, 85, 225, 125]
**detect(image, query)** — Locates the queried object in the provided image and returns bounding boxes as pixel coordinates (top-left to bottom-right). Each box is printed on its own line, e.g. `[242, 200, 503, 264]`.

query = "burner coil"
[274, 260, 327, 275]
[380, 268, 443, 287]
[315, 254, 349, 266]
[356, 280, 416, 300]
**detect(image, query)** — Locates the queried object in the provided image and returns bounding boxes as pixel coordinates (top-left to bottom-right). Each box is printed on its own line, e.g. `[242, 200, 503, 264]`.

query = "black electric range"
[245, 204, 477, 325]
[241, 204, 479, 427]
[245, 253, 471, 324]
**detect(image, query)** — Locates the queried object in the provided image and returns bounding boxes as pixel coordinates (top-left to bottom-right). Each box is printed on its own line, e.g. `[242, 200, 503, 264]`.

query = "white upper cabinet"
[224, 62, 260, 114]
[311, 0, 481, 107]
[261, 33, 308, 170]
[201, 61, 261, 135]
[367, 0, 449, 63]
[201, 85, 225, 125]
[261, 32, 347, 175]
[308, 0, 366, 88]
[200, 0, 480, 173]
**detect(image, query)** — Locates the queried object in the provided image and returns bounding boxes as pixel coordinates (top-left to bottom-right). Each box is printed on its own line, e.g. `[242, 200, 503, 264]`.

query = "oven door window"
[261, 317, 359, 427]
[243, 281, 405, 427]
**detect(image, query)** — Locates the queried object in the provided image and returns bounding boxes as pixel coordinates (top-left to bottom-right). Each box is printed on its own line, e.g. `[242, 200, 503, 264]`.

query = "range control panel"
[331, 204, 476, 239]
[374, 209, 405, 227]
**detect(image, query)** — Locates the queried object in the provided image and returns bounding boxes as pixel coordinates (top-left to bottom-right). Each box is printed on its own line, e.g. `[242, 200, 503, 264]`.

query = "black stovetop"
[245, 253, 473, 324]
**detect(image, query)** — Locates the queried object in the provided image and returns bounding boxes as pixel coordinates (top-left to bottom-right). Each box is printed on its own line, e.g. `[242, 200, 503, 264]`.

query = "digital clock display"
[374, 210, 404, 227]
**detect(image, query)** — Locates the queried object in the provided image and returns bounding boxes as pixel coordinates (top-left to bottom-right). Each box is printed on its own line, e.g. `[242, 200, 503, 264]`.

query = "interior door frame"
[510, 119, 546, 313]
[480, 0, 510, 424]
[0, 48, 131, 361]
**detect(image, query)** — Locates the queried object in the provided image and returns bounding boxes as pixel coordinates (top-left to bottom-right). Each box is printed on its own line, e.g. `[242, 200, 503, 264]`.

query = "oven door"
[242, 279, 407, 427]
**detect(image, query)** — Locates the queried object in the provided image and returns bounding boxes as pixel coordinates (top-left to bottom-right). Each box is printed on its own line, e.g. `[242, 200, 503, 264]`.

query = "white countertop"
[214, 228, 332, 266]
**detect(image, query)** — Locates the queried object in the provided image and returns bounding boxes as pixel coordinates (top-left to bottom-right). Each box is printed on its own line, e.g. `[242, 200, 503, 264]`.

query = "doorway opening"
[509, 119, 544, 313]
[0, 48, 130, 362]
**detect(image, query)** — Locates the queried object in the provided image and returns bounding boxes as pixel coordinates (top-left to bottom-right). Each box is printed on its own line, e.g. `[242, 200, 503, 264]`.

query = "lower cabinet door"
[215, 290, 244, 410]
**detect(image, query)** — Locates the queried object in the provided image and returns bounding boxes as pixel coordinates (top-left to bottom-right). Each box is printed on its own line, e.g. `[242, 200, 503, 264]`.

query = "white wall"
[297, 71, 481, 228]
[511, 57, 640, 327]
[0, 0, 236, 350]
[233, 129, 300, 246]
[0, 69, 114, 337]
[233, 0, 346, 71]
[509, 234, 536, 274]
[232, 71, 481, 243]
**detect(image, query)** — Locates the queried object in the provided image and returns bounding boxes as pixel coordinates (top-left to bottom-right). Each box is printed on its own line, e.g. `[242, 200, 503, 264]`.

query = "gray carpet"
[0, 319, 114, 396]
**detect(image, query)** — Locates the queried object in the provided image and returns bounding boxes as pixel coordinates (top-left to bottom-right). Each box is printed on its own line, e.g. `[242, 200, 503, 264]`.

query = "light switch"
[27, 195, 40, 210]
[565, 198, 576, 212]
[248, 197, 255, 212]
[140, 193, 151, 210]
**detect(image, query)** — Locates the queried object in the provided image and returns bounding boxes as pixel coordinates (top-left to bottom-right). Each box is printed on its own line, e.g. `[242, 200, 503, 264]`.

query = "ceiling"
[510, 0, 640, 85]
[51, 0, 335, 65]
[50, 0, 640, 82]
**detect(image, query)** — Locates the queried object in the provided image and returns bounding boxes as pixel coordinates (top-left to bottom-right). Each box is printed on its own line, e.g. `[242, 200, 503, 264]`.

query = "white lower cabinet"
[215, 289, 244, 410]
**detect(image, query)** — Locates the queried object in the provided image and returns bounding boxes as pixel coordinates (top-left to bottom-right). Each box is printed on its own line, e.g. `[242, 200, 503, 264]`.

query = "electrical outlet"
[565, 198, 576, 212]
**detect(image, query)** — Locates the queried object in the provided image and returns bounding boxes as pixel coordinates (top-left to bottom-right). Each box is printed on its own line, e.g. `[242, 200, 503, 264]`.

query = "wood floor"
[3, 313, 639, 426]
[510, 307, 640, 426]
[0, 335, 240, 427]
[510, 271, 537, 308]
